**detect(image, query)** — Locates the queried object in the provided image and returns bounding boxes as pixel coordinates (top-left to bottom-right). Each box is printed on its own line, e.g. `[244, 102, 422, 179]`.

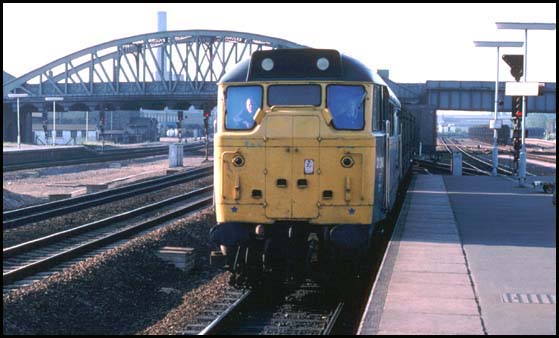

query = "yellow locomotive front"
[215, 84, 375, 224]
[211, 49, 396, 286]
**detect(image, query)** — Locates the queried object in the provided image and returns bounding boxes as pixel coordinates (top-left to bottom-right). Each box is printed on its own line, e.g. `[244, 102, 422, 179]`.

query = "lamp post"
[45, 97, 64, 146]
[473, 41, 523, 176]
[496, 22, 556, 186]
[7, 93, 29, 148]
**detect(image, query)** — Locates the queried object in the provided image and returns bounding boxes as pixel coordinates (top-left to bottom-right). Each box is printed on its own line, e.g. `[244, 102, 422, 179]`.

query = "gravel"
[3, 154, 211, 210]
[3, 176, 213, 248]
[3, 209, 231, 335]
[2, 189, 44, 210]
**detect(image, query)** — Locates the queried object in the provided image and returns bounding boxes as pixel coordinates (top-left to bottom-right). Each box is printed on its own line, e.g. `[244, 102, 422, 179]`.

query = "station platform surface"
[358, 174, 556, 335]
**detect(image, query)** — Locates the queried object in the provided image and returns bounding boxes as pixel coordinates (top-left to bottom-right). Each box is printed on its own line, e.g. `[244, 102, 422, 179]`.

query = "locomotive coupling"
[307, 232, 320, 264]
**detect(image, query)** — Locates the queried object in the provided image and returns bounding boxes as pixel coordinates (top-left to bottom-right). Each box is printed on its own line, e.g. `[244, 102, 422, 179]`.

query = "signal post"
[497, 22, 556, 186]
[473, 41, 523, 176]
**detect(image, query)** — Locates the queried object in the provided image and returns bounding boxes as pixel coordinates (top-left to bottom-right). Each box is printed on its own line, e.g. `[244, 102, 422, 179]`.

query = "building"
[32, 123, 97, 145]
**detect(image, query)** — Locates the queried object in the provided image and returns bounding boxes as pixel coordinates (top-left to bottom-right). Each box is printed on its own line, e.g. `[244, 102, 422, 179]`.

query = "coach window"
[225, 86, 263, 130]
[326, 85, 365, 130]
[268, 84, 321, 106]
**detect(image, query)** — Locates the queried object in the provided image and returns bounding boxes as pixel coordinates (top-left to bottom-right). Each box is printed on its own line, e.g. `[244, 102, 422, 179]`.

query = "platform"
[358, 174, 556, 335]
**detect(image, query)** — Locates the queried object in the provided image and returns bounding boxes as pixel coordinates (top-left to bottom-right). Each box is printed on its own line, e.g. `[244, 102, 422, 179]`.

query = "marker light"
[341, 155, 354, 168]
[317, 57, 329, 71]
[261, 58, 274, 71]
[232, 155, 245, 167]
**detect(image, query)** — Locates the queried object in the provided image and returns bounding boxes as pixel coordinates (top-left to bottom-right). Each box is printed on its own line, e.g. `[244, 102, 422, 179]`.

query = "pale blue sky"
[3, 3, 556, 83]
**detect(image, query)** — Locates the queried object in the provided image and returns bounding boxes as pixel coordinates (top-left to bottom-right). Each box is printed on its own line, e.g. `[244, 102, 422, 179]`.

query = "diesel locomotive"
[210, 48, 417, 286]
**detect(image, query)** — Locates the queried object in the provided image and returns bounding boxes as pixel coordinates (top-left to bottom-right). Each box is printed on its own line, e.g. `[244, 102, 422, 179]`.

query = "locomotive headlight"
[316, 57, 329, 71]
[341, 155, 354, 168]
[261, 58, 274, 71]
[232, 155, 245, 167]
[255, 224, 265, 238]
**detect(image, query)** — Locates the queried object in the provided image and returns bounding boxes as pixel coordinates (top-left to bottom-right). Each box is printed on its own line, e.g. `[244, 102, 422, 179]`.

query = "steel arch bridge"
[3, 30, 307, 104]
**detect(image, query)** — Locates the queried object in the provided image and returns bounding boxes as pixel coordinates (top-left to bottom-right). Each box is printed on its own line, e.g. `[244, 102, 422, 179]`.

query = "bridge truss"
[3, 30, 306, 101]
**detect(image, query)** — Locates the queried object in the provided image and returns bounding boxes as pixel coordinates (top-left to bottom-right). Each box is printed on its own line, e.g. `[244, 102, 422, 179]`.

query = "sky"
[2, 3, 556, 84]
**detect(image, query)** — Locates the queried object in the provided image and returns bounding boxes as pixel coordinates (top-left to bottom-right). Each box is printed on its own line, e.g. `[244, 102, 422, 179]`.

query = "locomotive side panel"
[372, 134, 387, 224]
[387, 135, 401, 208]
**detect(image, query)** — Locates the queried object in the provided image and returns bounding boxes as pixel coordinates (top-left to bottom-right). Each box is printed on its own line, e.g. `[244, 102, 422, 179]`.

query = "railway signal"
[42, 119, 48, 134]
[177, 111, 184, 143]
[203, 111, 210, 135]
[511, 95, 523, 120]
[99, 111, 106, 126]
[504, 76, 524, 174]
[474, 41, 524, 177]
[510, 95, 523, 174]
[204, 112, 210, 130]
[99, 110, 106, 150]
[502, 54, 523, 81]
[42, 118, 48, 143]
[498, 22, 556, 187]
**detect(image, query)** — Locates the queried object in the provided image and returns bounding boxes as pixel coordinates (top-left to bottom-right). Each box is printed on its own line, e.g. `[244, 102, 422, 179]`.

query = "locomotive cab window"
[225, 86, 263, 130]
[326, 85, 365, 130]
[268, 84, 321, 106]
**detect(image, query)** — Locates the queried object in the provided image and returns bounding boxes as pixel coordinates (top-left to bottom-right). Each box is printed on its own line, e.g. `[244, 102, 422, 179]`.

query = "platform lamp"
[473, 41, 523, 177]
[496, 22, 556, 186]
[7, 93, 29, 148]
[45, 97, 64, 146]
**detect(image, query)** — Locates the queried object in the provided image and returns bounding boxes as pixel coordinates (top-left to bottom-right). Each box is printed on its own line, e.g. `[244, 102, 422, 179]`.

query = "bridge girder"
[385, 80, 556, 114]
[3, 29, 307, 100]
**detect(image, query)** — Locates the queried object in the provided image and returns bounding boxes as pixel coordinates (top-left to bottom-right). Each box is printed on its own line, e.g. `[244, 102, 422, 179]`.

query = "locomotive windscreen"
[248, 49, 342, 81]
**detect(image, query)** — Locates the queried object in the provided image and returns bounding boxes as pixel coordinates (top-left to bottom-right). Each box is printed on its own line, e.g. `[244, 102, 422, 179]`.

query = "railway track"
[3, 185, 213, 293]
[183, 282, 344, 335]
[446, 137, 556, 165]
[435, 137, 494, 175]
[421, 137, 551, 177]
[526, 153, 557, 164]
[183, 288, 253, 335]
[440, 137, 518, 176]
[414, 159, 481, 176]
[3, 142, 209, 172]
[3, 165, 212, 229]
[447, 137, 545, 176]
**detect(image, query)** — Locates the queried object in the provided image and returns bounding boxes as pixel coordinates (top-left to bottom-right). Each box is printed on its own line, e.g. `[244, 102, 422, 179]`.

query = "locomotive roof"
[221, 48, 400, 108]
